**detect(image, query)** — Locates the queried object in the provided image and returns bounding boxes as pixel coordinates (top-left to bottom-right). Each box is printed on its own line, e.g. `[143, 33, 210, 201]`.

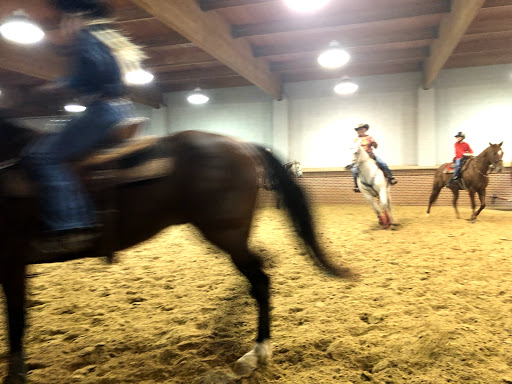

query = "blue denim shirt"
[62, 26, 124, 98]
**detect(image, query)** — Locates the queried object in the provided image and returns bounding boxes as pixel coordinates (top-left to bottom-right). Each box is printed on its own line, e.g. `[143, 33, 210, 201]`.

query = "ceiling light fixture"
[187, 87, 209, 105]
[0, 10, 44, 45]
[284, 0, 330, 12]
[334, 76, 359, 95]
[64, 103, 86, 113]
[125, 69, 154, 85]
[318, 40, 350, 69]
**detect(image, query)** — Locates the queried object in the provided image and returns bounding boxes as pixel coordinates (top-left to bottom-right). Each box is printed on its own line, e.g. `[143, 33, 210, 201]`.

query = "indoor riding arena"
[1, 1, 512, 384]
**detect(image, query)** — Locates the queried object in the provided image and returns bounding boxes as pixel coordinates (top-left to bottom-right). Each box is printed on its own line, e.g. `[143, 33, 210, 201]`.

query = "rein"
[0, 158, 20, 170]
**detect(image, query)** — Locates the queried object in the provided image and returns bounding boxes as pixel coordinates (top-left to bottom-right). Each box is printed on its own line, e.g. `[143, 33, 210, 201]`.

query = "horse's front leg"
[1, 264, 27, 384]
[474, 190, 486, 218]
[469, 190, 477, 220]
[452, 189, 461, 219]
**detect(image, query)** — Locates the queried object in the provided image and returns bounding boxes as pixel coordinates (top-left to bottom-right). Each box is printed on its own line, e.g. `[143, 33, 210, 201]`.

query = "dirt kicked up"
[0, 204, 511, 384]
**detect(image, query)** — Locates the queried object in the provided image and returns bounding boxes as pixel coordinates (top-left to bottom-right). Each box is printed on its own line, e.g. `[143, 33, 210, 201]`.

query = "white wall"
[16, 64, 512, 167]
[434, 65, 512, 164]
[285, 72, 420, 167]
[166, 86, 274, 145]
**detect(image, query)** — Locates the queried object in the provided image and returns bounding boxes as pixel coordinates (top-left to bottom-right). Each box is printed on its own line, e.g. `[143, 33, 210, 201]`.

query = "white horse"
[352, 146, 397, 229]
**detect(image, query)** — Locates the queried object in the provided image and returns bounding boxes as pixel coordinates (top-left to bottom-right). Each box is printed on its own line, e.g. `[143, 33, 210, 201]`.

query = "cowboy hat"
[454, 132, 465, 139]
[51, 0, 112, 18]
[354, 123, 369, 131]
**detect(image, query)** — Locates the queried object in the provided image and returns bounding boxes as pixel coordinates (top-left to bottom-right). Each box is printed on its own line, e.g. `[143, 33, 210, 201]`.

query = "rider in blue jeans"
[24, 0, 139, 253]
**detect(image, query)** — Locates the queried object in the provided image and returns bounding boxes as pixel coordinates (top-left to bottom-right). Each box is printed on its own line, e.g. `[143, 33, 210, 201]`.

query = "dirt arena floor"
[1, 204, 512, 384]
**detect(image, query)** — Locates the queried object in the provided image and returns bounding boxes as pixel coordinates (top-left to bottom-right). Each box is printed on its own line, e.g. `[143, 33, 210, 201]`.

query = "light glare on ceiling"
[334, 77, 359, 95]
[187, 88, 209, 105]
[64, 104, 86, 113]
[318, 41, 350, 69]
[125, 69, 154, 85]
[284, 0, 330, 12]
[0, 11, 44, 44]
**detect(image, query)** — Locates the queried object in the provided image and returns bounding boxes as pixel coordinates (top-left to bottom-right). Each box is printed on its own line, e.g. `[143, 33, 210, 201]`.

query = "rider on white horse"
[349, 123, 397, 193]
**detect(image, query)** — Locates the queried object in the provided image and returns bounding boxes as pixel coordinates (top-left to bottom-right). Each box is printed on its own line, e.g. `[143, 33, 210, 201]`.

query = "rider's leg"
[351, 165, 360, 192]
[24, 100, 133, 233]
[446, 158, 462, 186]
[374, 156, 397, 184]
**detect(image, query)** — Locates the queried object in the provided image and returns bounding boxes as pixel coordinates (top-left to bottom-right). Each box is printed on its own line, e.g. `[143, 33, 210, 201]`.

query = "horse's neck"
[357, 155, 378, 178]
[473, 151, 491, 173]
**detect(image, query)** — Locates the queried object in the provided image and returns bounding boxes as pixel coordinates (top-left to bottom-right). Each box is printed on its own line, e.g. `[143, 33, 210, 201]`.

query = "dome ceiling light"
[318, 40, 350, 69]
[0, 10, 44, 45]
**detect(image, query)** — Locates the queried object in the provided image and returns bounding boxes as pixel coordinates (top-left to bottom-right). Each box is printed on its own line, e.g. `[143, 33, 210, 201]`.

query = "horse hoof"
[233, 341, 271, 377]
[233, 353, 258, 377]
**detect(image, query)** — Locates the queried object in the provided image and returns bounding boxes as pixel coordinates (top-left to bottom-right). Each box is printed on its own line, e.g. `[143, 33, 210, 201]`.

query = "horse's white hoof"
[233, 341, 271, 377]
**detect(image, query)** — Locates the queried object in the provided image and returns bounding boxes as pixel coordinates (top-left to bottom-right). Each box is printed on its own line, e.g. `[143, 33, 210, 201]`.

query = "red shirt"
[355, 135, 377, 153]
[454, 141, 473, 160]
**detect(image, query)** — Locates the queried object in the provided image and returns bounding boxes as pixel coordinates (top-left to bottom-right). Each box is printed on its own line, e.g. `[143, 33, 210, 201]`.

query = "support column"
[272, 97, 289, 161]
[417, 87, 437, 166]
[151, 105, 169, 135]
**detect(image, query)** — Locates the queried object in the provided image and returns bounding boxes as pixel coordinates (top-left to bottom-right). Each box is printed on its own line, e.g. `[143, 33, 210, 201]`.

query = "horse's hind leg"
[1, 264, 27, 384]
[474, 190, 486, 219]
[197, 224, 271, 376]
[427, 181, 444, 215]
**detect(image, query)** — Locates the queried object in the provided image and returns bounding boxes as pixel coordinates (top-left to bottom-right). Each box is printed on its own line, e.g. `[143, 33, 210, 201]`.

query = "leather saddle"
[0, 117, 174, 198]
[443, 156, 473, 174]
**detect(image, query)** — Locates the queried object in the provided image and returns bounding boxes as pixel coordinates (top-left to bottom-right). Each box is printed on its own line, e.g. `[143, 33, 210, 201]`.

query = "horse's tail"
[254, 145, 354, 279]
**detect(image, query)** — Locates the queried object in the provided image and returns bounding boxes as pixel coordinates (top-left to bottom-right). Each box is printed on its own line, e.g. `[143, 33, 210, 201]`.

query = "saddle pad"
[77, 135, 159, 168]
[0, 158, 174, 198]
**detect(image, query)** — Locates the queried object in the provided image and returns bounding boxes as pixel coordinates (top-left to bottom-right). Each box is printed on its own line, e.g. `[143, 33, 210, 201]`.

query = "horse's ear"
[499, 141, 503, 147]
[489, 142, 492, 146]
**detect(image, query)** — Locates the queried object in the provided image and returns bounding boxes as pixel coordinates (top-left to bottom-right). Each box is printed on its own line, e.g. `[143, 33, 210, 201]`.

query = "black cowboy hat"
[51, 0, 112, 18]
[354, 123, 369, 131]
[454, 132, 465, 139]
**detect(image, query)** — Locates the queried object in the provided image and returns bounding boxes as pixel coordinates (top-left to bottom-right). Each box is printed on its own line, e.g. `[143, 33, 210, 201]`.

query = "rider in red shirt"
[446, 132, 473, 186]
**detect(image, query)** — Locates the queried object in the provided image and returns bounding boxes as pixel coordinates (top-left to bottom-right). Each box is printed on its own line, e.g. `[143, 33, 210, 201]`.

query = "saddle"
[443, 156, 473, 174]
[0, 117, 174, 198]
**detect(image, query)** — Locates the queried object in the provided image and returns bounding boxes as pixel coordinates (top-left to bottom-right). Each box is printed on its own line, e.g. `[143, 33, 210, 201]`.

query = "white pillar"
[151, 105, 169, 135]
[272, 97, 289, 161]
[417, 87, 437, 166]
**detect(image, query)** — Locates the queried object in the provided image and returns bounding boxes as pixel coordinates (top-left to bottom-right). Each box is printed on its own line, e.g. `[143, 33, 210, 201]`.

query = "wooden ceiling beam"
[445, 49, 512, 68]
[156, 67, 238, 83]
[282, 60, 423, 83]
[162, 77, 253, 92]
[253, 29, 437, 58]
[423, 0, 486, 89]
[232, 3, 450, 38]
[0, 39, 163, 109]
[130, 0, 282, 99]
[456, 32, 512, 54]
[270, 47, 430, 72]
[199, 0, 275, 11]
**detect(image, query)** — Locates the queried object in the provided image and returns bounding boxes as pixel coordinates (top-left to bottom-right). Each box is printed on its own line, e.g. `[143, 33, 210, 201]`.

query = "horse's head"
[351, 145, 368, 165]
[291, 161, 302, 177]
[485, 141, 504, 173]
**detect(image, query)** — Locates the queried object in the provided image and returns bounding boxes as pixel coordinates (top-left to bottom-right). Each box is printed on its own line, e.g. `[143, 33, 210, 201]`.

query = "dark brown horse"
[0, 118, 353, 383]
[427, 142, 504, 220]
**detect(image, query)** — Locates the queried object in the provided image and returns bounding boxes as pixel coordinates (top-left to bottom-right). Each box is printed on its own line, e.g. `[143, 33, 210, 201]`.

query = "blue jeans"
[24, 99, 134, 231]
[352, 156, 394, 187]
[450, 158, 462, 181]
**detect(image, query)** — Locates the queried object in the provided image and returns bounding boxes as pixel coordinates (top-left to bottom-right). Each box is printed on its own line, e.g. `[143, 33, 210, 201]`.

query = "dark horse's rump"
[0, 118, 353, 383]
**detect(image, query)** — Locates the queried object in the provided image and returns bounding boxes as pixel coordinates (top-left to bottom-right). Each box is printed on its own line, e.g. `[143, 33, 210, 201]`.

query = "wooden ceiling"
[0, 0, 511, 115]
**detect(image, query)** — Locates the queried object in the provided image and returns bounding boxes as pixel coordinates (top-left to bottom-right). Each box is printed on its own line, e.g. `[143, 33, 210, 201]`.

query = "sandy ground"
[1, 204, 512, 384]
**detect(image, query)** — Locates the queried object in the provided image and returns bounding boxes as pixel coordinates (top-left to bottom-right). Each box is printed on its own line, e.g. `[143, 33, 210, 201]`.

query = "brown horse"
[427, 142, 504, 220]
[0, 117, 353, 383]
